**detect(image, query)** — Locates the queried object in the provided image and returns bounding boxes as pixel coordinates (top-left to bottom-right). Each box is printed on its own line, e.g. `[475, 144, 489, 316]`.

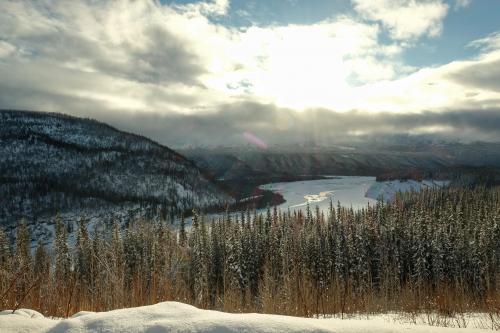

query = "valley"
[1, 110, 499, 332]
[2, 1, 500, 331]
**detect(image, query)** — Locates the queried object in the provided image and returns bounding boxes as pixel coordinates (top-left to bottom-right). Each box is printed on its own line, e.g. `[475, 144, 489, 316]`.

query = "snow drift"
[0, 302, 493, 333]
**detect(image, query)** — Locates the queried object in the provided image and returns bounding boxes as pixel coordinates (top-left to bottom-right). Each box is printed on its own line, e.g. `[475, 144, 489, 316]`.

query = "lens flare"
[243, 131, 268, 149]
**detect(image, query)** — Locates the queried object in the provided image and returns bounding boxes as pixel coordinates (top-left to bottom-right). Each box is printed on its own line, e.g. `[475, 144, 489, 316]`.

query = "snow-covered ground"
[0, 302, 495, 333]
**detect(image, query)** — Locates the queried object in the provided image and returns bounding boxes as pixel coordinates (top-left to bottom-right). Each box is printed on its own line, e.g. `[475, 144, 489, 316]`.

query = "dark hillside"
[0, 110, 231, 235]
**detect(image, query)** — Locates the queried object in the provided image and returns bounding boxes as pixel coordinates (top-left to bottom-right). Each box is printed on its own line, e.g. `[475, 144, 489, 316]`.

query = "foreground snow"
[0, 302, 494, 333]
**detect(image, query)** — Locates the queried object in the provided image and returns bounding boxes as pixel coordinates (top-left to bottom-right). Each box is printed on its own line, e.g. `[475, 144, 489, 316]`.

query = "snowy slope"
[0, 110, 231, 236]
[0, 302, 493, 333]
[365, 179, 449, 202]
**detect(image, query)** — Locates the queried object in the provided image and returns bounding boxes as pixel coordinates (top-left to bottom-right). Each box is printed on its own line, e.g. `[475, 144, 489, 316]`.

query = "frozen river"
[184, 176, 448, 225]
[259, 176, 448, 213]
[259, 176, 377, 212]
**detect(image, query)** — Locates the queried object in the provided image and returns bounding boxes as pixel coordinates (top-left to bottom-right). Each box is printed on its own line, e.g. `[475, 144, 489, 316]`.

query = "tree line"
[0, 186, 499, 319]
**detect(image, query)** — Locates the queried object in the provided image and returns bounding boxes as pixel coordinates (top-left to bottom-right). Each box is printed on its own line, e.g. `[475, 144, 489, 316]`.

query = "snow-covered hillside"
[0, 110, 231, 239]
[366, 179, 449, 202]
[0, 302, 494, 333]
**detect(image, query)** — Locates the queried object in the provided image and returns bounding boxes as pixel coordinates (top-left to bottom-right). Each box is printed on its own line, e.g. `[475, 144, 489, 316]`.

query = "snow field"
[0, 302, 495, 333]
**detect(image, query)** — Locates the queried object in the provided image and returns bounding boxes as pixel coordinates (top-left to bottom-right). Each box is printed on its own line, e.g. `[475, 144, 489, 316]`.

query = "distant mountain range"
[0, 110, 231, 237]
[180, 141, 500, 182]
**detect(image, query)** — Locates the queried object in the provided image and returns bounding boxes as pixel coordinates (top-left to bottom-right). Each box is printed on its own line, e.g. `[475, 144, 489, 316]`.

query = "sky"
[1, 0, 500, 146]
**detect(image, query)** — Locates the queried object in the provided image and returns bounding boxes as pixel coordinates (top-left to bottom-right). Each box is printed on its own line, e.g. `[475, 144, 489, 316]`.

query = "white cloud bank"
[0, 0, 499, 142]
[351, 0, 449, 40]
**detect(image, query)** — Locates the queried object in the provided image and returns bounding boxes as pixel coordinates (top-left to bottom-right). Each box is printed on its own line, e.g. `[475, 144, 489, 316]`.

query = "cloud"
[468, 31, 500, 52]
[174, 0, 230, 16]
[0, 1, 208, 85]
[454, 0, 471, 10]
[0, 0, 407, 113]
[0, 0, 241, 114]
[80, 103, 500, 147]
[451, 34, 500, 93]
[351, 0, 449, 40]
[345, 49, 500, 113]
[447, 53, 500, 93]
[0, 0, 499, 145]
[0, 41, 16, 58]
[220, 17, 406, 110]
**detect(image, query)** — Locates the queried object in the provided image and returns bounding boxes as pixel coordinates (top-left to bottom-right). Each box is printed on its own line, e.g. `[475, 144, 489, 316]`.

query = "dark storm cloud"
[448, 58, 500, 93]
[79, 102, 500, 147]
[0, 1, 205, 87]
[130, 27, 207, 86]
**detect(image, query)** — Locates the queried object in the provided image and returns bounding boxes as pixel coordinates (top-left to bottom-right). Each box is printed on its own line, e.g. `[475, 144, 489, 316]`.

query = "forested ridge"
[1, 185, 499, 325]
[0, 110, 230, 232]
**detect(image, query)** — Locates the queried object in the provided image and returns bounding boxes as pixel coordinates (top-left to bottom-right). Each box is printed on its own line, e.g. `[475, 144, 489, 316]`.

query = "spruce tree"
[54, 215, 71, 283]
[15, 219, 31, 270]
